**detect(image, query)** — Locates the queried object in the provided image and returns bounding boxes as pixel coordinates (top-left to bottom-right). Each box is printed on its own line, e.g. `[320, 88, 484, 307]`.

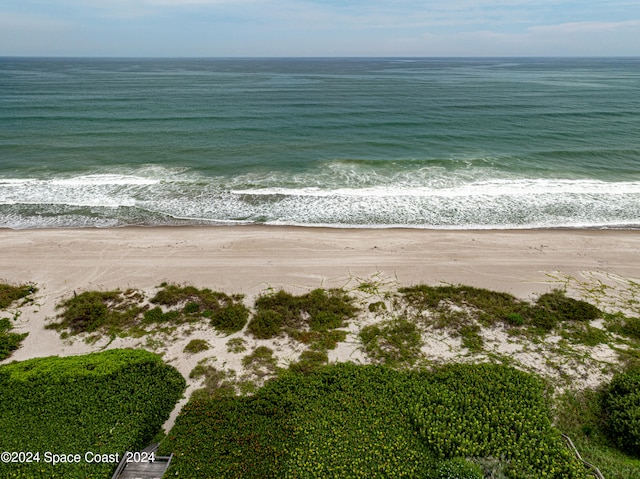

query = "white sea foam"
[232, 178, 640, 198]
[1, 169, 639, 229]
[48, 174, 160, 186]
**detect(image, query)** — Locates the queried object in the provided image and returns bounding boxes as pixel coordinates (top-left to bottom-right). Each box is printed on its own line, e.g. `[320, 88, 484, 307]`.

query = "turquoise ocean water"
[1, 57, 639, 229]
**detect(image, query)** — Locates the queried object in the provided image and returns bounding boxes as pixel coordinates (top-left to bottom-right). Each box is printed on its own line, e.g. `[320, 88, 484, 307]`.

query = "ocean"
[1, 57, 639, 229]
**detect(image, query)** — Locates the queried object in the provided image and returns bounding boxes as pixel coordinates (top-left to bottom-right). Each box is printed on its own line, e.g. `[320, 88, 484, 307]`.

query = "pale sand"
[2, 226, 639, 429]
[3, 226, 639, 297]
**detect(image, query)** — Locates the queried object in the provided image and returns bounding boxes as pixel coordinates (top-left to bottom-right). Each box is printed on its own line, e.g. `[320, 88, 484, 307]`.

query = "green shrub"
[399, 284, 524, 325]
[304, 288, 358, 331]
[309, 329, 347, 351]
[436, 457, 484, 479]
[620, 316, 640, 340]
[210, 303, 249, 334]
[51, 284, 247, 337]
[143, 306, 181, 324]
[410, 363, 587, 478]
[226, 337, 247, 353]
[529, 308, 559, 332]
[288, 350, 328, 374]
[248, 309, 284, 339]
[0, 282, 35, 360]
[161, 363, 588, 479]
[603, 367, 640, 456]
[242, 346, 278, 378]
[535, 290, 601, 323]
[368, 301, 386, 312]
[398, 284, 602, 336]
[506, 312, 524, 326]
[0, 282, 36, 310]
[51, 290, 144, 334]
[0, 349, 185, 478]
[0, 334, 27, 360]
[563, 324, 609, 347]
[183, 339, 210, 354]
[360, 318, 422, 366]
[248, 288, 357, 339]
[183, 301, 201, 314]
[554, 388, 640, 479]
[152, 283, 243, 310]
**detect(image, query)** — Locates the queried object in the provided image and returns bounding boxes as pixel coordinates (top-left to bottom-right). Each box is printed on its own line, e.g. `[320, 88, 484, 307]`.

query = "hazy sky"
[1, 0, 639, 57]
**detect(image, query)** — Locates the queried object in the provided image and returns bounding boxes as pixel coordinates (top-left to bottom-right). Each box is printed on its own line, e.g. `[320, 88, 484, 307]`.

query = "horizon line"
[2, 54, 640, 60]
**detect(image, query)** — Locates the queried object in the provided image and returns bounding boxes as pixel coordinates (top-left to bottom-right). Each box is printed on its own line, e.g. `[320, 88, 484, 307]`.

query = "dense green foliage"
[151, 283, 249, 333]
[603, 367, 640, 457]
[49, 289, 145, 334]
[0, 281, 35, 360]
[410, 364, 583, 478]
[161, 363, 588, 478]
[555, 388, 640, 479]
[248, 288, 357, 340]
[48, 283, 249, 336]
[0, 349, 185, 478]
[398, 284, 603, 334]
[0, 318, 28, 361]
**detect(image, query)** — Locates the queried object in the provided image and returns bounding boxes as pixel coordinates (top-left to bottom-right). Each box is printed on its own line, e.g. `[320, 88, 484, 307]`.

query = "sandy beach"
[2, 226, 640, 428]
[3, 226, 640, 295]
[2, 225, 637, 350]
[3, 226, 640, 345]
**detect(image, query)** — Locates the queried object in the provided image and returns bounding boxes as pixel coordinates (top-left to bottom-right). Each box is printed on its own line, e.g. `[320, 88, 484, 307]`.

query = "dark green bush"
[152, 283, 241, 311]
[506, 312, 525, 326]
[535, 290, 601, 323]
[210, 303, 249, 333]
[304, 288, 358, 331]
[603, 367, 640, 456]
[399, 284, 524, 324]
[248, 309, 284, 339]
[398, 284, 601, 335]
[0, 349, 185, 478]
[529, 308, 559, 331]
[0, 318, 28, 360]
[183, 301, 201, 315]
[161, 363, 588, 479]
[620, 316, 640, 340]
[142, 306, 181, 324]
[51, 290, 144, 334]
[51, 284, 247, 336]
[55, 291, 116, 332]
[248, 288, 357, 339]
[0, 282, 36, 360]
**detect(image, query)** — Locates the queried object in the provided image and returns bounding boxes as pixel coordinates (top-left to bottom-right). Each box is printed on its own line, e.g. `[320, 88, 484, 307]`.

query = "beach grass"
[0, 281, 35, 360]
[15, 278, 640, 477]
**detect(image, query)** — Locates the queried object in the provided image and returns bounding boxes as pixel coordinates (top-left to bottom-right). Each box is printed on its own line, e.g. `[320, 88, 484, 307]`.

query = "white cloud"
[2, 0, 639, 56]
[529, 19, 640, 34]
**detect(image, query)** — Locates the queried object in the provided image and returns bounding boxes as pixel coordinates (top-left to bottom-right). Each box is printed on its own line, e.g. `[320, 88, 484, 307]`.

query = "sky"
[1, 0, 639, 57]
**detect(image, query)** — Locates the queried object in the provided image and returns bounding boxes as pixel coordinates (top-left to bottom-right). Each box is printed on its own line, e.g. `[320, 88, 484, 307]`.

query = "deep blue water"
[1, 57, 639, 228]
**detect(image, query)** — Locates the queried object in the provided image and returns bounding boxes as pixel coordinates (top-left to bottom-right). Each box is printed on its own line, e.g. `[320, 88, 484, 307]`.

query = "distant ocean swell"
[1, 164, 639, 229]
